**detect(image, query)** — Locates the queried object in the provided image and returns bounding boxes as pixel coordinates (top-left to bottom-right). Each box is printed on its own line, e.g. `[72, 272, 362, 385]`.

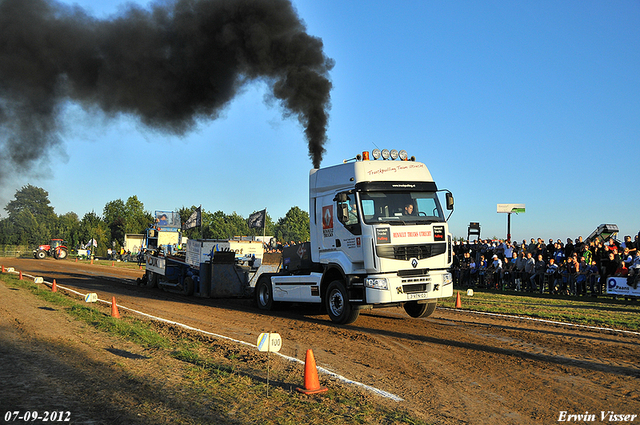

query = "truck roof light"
[381, 149, 390, 160]
[399, 150, 408, 160]
[390, 149, 398, 160]
[361, 151, 369, 161]
[371, 148, 381, 160]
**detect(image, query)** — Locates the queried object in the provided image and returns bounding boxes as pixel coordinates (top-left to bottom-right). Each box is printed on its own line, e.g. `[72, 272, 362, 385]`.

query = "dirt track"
[1, 258, 639, 424]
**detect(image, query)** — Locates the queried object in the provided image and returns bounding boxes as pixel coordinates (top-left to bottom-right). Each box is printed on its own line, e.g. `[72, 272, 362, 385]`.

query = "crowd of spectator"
[452, 233, 640, 296]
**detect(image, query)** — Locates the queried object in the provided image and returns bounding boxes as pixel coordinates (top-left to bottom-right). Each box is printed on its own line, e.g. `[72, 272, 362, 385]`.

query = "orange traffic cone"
[75, 258, 78, 262]
[52, 279, 57, 292]
[111, 296, 121, 319]
[112, 261, 115, 267]
[296, 349, 328, 395]
[455, 291, 462, 308]
[19, 271, 23, 280]
[1, 265, 4, 273]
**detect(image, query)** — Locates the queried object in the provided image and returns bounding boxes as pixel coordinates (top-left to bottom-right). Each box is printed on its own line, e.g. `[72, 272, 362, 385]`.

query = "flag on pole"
[183, 206, 201, 230]
[248, 209, 266, 229]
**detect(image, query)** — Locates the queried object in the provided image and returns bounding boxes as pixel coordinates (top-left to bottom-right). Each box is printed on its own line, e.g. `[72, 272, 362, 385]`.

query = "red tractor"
[34, 239, 68, 260]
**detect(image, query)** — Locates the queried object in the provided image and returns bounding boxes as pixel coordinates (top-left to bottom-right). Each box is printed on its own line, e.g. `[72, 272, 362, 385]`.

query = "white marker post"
[257, 332, 282, 396]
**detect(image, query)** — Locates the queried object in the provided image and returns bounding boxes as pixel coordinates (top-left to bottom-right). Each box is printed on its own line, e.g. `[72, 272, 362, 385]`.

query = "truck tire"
[36, 250, 46, 260]
[404, 300, 437, 318]
[54, 248, 68, 260]
[325, 280, 359, 325]
[183, 277, 195, 296]
[146, 271, 158, 288]
[255, 277, 274, 310]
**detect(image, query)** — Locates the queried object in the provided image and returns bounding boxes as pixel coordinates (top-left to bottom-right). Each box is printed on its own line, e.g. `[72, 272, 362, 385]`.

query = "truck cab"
[256, 149, 454, 324]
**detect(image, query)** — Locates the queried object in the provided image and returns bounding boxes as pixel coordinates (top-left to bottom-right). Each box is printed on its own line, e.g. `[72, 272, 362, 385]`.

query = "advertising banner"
[606, 277, 640, 297]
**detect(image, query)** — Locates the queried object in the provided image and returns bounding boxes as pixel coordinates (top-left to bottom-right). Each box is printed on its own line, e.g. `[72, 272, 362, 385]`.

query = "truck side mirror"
[337, 202, 349, 224]
[446, 192, 454, 210]
[334, 193, 348, 202]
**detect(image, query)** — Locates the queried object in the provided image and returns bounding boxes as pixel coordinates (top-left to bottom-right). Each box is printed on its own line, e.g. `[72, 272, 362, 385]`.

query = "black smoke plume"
[0, 0, 333, 181]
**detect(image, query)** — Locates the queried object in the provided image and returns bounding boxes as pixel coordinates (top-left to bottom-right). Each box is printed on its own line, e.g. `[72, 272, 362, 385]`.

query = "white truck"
[255, 149, 455, 324]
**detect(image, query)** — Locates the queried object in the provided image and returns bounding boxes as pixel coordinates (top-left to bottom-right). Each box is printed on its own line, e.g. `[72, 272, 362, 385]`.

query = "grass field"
[440, 288, 640, 331]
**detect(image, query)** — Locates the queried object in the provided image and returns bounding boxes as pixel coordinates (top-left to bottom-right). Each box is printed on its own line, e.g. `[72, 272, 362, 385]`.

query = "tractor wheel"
[36, 250, 46, 260]
[54, 248, 68, 260]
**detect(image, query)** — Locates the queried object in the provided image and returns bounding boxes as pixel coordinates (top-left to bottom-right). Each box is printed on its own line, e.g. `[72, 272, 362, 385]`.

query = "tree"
[103, 196, 153, 246]
[3, 185, 56, 245]
[275, 207, 309, 243]
[125, 196, 152, 234]
[5, 185, 56, 223]
[79, 211, 108, 257]
[178, 206, 202, 239]
[55, 212, 81, 249]
[11, 209, 47, 245]
[104, 199, 126, 244]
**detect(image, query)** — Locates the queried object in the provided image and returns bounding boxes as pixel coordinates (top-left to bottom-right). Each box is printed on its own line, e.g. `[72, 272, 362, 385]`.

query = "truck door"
[333, 192, 365, 269]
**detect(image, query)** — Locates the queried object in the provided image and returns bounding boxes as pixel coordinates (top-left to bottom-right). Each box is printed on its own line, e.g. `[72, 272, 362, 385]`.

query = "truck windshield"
[359, 191, 445, 225]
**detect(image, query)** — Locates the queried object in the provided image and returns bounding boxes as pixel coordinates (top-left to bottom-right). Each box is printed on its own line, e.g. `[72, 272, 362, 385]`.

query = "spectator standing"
[582, 244, 593, 268]
[489, 254, 502, 289]
[478, 255, 488, 287]
[564, 238, 575, 261]
[502, 255, 515, 290]
[545, 258, 560, 294]
[600, 252, 619, 295]
[546, 239, 555, 261]
[574, 236, 585, 258]
[565, 256, 579, 295]
[524, 252, 536, 292]
[553, 243, 565, 265]
[460, 251, 473, 287]
[503, 241, 513, 260]
[627, 251, 640, 289]
[515, 252, 527, 291]
[576, 257, 588, 296]
[531, 254, 546, 293]
[587, 260, 600, 296]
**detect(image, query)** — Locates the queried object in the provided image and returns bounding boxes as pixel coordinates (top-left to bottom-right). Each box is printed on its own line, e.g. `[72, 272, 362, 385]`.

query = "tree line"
[0, 185, 309, 257]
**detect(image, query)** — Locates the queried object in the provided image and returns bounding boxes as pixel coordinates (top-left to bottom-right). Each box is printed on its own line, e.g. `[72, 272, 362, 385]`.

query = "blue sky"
[2, 0, 639, 242]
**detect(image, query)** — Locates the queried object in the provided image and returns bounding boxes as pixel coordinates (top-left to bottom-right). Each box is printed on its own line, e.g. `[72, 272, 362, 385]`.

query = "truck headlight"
[365, 277, 388, 290]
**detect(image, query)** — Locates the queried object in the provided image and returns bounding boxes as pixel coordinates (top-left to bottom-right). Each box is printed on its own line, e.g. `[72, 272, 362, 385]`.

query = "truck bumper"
[363, 270, 453, 304]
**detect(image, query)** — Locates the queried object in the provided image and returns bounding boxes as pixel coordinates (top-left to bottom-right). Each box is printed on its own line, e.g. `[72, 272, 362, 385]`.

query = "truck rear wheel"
[255, 277, 274, 310]
[404, 300, 437, 318]
[325, 280, 359, 325]
[54, 248, 68, 260]
[145, 271, 158, 288]
[183, 276, 195, 296]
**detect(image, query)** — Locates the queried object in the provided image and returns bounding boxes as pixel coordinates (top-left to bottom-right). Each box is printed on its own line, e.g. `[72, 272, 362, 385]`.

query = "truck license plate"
[407, 293, 428, 300]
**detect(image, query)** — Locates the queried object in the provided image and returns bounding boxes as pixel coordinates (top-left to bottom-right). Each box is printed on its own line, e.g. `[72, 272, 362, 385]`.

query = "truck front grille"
[402, 283, 428, 293]
[376, 243, 446, 260]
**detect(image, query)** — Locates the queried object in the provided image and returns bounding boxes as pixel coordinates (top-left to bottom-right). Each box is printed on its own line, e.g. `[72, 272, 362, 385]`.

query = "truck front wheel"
[36, 250, 46, 260]
[325, 280, 359, 325]
[255, 277, 274, 310]
[404, 300, 437, 318]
